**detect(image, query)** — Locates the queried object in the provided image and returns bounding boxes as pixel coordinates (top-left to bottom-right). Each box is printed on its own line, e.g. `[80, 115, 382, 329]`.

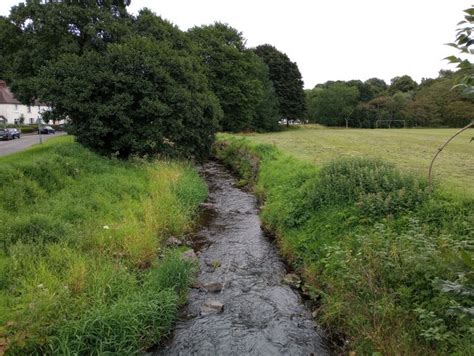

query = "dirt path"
[157, 161, 328, 356]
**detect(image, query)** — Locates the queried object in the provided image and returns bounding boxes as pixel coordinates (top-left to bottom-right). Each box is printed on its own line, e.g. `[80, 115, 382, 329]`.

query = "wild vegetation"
[215, 136, 473, 354]
[0, 136, 207, 354]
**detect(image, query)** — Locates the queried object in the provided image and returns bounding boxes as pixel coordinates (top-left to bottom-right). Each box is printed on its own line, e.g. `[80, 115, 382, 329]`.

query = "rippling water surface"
[157, 161, 328, 356]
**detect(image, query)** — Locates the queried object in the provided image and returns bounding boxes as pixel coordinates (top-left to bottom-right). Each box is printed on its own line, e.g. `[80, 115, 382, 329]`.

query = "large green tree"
[0, 0, 132, 104]
[389, 75, 418, 94]
[254, 44, 306, 123]
[188, 23, 279, 132]
[39, 34, 221, 158]
[2, 3, 222, 158]
[306, 82, 359, 126]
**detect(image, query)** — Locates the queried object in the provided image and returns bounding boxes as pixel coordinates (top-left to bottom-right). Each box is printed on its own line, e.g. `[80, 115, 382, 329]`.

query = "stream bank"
[157, 161, 328, 355]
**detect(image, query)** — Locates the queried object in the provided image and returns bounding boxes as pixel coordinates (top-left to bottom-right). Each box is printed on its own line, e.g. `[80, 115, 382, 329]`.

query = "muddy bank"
[157, 161, 328, 355]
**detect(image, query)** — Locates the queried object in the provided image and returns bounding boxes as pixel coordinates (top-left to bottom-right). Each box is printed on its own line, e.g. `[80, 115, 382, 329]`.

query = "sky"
[0, 0, 471, 88]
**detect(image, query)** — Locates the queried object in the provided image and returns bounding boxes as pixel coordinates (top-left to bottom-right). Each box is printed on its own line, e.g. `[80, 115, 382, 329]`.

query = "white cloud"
[1, 0, 471, 88]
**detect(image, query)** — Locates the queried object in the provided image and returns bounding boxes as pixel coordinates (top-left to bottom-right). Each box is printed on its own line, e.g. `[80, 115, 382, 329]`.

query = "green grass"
[235, 125, 474, 198]
[215, 136, 473, 355]
[0, 136, 207, 354]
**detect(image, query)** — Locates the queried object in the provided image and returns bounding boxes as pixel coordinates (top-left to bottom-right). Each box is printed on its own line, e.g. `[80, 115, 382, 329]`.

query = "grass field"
[0, 136, 206, 354]
[238, 125, 474, 197]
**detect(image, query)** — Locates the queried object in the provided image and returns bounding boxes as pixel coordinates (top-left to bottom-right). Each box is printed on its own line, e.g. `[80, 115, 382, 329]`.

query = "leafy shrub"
[303, 158, 428, 217]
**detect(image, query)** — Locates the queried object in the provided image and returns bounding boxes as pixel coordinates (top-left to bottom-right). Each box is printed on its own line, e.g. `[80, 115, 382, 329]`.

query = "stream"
[157, 161, 328, 355]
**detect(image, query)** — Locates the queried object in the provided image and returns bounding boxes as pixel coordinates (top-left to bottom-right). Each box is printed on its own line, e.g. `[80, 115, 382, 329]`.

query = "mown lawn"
[239, 125, 474, 197]
[0, 136, 206, 354]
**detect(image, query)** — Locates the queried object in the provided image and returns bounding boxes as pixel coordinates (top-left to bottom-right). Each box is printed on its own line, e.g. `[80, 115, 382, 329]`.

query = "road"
[0, 132, 67, 157]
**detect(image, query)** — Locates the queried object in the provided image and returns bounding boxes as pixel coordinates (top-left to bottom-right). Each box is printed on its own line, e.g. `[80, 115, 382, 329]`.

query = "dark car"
[0, 128, 13, 140]
[9, 128, 21, 139]
[39, 126, 55, 134]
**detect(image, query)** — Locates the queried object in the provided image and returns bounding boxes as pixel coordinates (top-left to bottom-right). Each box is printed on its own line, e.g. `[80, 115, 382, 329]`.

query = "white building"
[0, 80, 50, 125]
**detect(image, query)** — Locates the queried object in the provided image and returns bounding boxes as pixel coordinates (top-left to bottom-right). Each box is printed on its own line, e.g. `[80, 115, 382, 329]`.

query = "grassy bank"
[215, 136, 473, 355]
[239, 125, 474, 198]
[0, 136, 206, 354]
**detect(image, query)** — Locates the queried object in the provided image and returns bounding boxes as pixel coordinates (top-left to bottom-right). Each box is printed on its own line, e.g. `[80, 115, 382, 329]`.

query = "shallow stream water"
[157, 161, 328, 356]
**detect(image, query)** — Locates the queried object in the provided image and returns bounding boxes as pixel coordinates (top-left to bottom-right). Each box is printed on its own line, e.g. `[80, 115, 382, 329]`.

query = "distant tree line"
[306, 70, 474, 128]
[0, 1, 306, 158]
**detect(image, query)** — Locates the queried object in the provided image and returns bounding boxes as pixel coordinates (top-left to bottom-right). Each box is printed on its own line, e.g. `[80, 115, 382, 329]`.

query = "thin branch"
[428, 121, 473, 192]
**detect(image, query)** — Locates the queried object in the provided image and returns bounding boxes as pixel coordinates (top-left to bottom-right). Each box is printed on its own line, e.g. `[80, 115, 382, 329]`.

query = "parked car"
[9, 128, 21, 139]
[38, 126, 55, 134]
[0, 128, 13, 140]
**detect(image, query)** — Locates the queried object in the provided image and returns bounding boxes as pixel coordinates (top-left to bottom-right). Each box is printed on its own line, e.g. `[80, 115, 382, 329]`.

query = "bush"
[302, 158, 428, 218]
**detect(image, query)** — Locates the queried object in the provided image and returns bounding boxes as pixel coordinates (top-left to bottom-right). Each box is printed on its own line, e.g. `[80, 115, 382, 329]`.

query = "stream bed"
[157, 161, 328, 355]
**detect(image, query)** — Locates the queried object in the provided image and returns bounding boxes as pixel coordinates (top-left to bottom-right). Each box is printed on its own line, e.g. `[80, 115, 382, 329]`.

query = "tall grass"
[0, 136, 207, 354]
[215, 136, 473, 355]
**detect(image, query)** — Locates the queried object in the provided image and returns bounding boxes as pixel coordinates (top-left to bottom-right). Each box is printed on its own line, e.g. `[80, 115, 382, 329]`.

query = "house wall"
[0, 103, 50, 125]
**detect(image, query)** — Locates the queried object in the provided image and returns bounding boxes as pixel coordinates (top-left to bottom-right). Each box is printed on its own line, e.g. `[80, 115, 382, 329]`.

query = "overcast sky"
[0, 0, 471, 88]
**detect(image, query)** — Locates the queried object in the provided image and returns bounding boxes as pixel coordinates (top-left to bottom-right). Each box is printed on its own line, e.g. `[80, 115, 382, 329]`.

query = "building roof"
[0, 81, 21, 105]
[0, 80, 48, 106]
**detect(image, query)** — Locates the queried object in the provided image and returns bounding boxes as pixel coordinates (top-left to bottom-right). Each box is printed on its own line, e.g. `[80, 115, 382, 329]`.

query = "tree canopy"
[0, 0, 133, 103]
[254, 44, 306, 122]
[306, 70, 473, 128]
[188, 24, 279, 132]
[389, 75, 418, 94]
[306, 82, 359, 126]
[1, 2, 226, 158]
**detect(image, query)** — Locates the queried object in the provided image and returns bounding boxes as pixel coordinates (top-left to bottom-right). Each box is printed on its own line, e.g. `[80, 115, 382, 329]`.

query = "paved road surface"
[0, 132, 67, 157]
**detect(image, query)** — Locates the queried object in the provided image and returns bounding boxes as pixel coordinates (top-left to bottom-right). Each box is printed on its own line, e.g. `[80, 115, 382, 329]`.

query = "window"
[30, 118, 34, 124]
[27, 106, 31, 113]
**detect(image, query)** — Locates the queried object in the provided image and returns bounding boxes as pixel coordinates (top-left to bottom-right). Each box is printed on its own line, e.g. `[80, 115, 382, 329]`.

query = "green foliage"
[405, 71, 474, 127]
[364, 77, 388, 97]
[389, 75, 418, 94]
[446, 5, 474, 96]
[1, 3, 222, 159]
[53, 289, 178, 355]
[301, 158, 428, 218]
[0, 0, 133, 104]
[52, 253, 194, 355]
[189, 24, 279, 132]
[254, 44, 306, 121]
[39, 33, 221, 158]
[306, 82, 359, 125]
[0, 137, 205, 353]
[214, 136, 473, 355]
[309, 70, 473, 128]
